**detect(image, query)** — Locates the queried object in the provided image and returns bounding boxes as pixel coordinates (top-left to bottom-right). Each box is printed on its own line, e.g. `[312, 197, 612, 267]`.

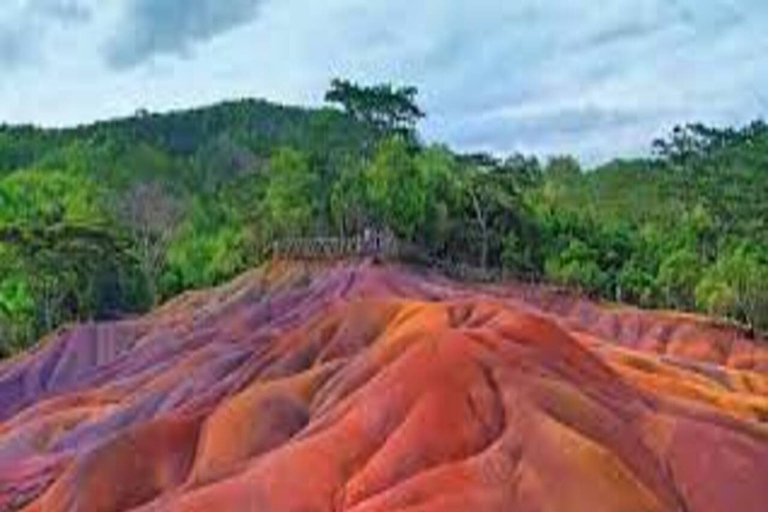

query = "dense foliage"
[1, 83, 767, 356]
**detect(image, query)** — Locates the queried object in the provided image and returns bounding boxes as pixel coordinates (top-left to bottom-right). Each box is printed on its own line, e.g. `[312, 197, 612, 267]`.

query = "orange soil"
[1, 261, 766, 512]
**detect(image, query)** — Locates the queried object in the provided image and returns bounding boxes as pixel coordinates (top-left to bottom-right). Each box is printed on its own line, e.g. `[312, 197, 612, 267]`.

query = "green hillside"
[1, 82, 766, 355]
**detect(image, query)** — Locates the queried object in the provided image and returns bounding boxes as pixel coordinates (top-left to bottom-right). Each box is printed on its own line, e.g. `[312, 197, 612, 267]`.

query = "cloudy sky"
[1, 0, 767, 163]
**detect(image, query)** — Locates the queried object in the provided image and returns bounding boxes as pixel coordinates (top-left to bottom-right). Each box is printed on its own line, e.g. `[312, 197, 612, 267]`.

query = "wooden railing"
[271, 232, 541, 285]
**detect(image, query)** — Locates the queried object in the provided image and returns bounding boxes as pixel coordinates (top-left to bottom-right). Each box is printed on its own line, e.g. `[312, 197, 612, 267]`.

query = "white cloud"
[0, 0, 767, 165]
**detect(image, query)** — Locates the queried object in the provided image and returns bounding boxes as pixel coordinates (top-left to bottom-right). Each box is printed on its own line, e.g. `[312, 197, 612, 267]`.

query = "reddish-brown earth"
[1, 261, 767, 512]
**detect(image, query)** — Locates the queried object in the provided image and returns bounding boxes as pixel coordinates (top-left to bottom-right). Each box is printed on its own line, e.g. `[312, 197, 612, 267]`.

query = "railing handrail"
[270, 232, 540, 284]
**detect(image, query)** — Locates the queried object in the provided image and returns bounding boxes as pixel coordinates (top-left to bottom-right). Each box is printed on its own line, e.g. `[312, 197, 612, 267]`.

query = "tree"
[263, 148, 318, 238]
[191, 134, 258, 193]
[679, 204, 717, 261]
[0, 169, 105, 225]
[457, 155, 533, 270]
[118, 181, 183, 306]
[0, 223, 139, 348]
[501, 228, 541, 276]
[544, 155, 581, 181]
[617, 260, 657, 307]
[696, 245, 768, 331]
[414, 146, 463, 254]
[325, 79, 425, 139]
[0, 170, 141, 352]
[657, 248, 702, 309]
[364, 137, 427, 240]
[330, 159, 370, 237]
[538, 156, 582, 209]
[545, 239, 605, 294]
[163, 197, 248, 294]
[0, 252, 34, 355]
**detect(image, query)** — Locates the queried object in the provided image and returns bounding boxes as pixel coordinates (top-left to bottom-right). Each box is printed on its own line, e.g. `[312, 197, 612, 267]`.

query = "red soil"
[1, 261, 766, 512]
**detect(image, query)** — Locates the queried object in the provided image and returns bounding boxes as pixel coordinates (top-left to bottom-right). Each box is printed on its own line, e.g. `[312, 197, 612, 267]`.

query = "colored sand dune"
[1, 261, 767, 512]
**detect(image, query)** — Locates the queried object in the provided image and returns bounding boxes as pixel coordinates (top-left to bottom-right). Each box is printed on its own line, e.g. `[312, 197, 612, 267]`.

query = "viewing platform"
[270, 231, 538, 284]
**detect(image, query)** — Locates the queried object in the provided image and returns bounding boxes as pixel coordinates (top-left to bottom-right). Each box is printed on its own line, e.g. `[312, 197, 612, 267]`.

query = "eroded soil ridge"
[1, 261, 766, 512]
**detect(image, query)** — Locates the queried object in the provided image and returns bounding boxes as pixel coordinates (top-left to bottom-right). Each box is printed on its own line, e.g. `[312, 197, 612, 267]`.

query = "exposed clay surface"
[1, 261, 767, 512]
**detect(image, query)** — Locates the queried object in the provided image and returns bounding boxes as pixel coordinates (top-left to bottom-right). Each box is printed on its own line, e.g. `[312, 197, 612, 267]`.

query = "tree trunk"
[468, 188, 489, 270]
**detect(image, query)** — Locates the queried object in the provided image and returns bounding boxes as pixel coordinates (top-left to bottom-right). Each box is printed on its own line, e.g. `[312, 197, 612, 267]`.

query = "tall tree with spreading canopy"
[325, 79, 425, 139]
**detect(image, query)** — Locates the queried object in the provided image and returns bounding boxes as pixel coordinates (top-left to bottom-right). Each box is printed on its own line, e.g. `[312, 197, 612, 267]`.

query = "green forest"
[1, 79, 767, 356]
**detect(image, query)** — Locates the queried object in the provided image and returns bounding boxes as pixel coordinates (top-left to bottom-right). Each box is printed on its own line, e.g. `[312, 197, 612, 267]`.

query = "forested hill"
[0, 98, 376, 176]
[1, 80, 767, 356]
[0, 93, 377, 354]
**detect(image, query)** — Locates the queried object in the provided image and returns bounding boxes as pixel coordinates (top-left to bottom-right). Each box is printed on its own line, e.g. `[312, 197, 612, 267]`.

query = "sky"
[1, 0, 767, 164]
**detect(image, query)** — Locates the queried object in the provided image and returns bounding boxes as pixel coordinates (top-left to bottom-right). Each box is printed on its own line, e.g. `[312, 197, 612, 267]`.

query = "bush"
[696, 245, 768, 331]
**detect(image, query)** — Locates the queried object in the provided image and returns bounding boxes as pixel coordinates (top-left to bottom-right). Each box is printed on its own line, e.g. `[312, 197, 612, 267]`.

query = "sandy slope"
[0, 261, 766, 512]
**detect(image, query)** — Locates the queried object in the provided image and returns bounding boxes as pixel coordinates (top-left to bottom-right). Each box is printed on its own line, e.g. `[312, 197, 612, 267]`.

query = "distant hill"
[0, 98, 376, 178]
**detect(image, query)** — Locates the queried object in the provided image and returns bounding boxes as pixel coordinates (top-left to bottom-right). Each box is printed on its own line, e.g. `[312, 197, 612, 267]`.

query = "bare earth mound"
[1, 261, 766, 512]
